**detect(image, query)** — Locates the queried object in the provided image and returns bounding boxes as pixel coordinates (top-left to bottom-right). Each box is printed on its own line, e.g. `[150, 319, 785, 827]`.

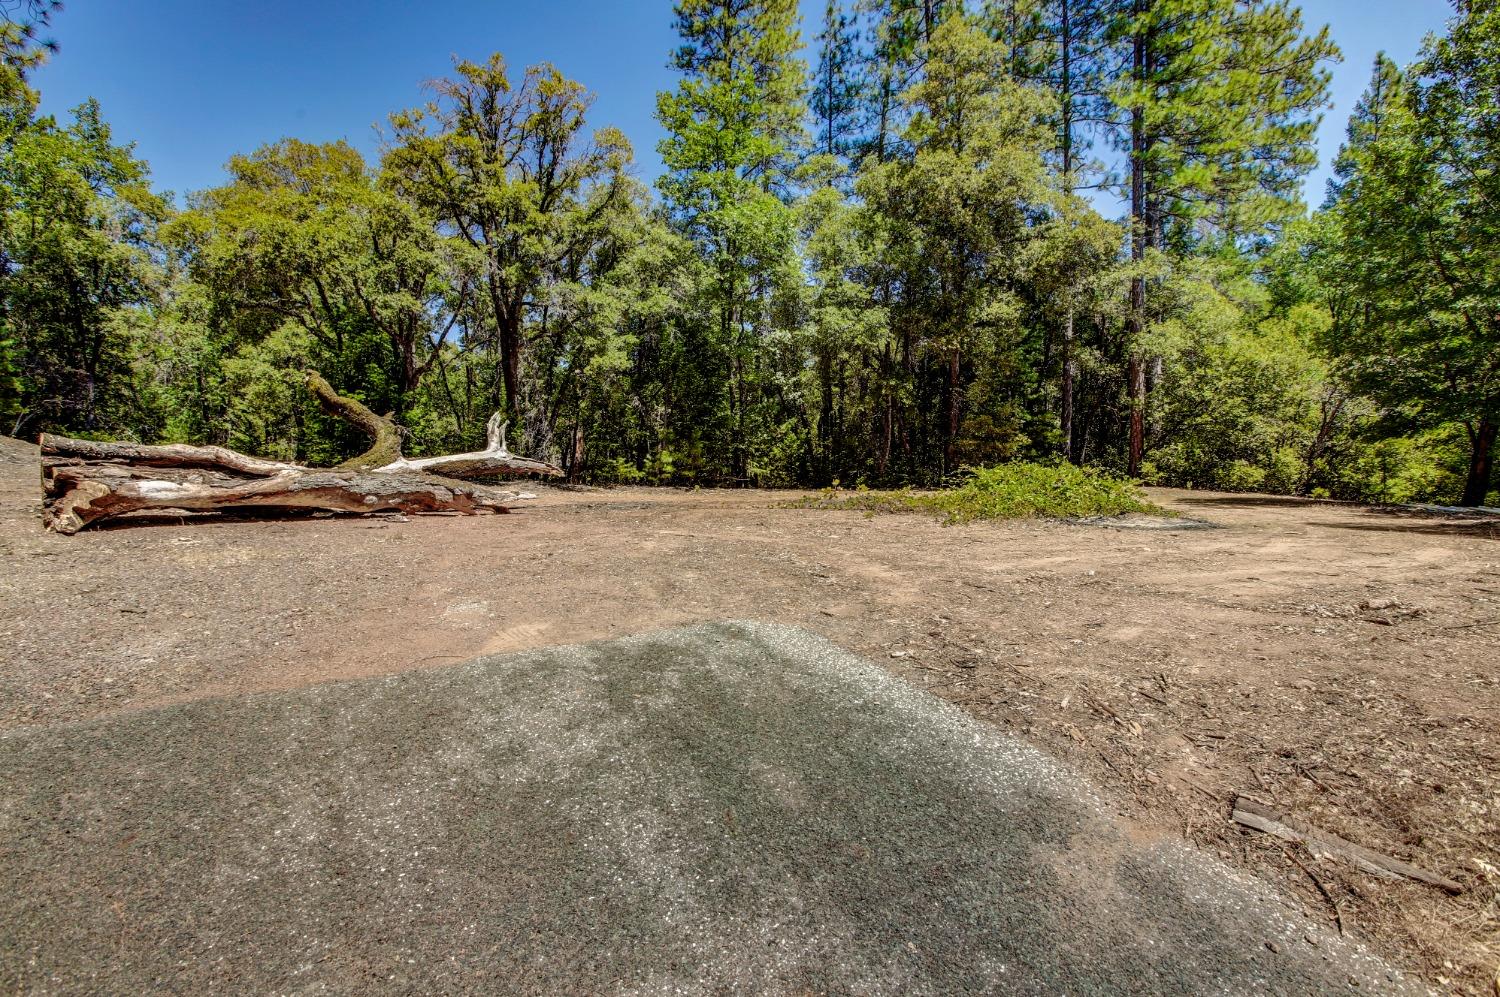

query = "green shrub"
[1220, 460, 1266, 492]
[787, 461, 1163, 524]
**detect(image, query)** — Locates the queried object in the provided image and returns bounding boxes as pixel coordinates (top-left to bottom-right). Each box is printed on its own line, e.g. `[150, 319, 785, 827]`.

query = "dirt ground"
[2, 434, 1497, 993]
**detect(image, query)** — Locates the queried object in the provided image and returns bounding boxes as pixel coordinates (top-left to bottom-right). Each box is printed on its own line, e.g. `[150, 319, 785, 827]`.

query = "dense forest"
[1, 0, 1496, 504]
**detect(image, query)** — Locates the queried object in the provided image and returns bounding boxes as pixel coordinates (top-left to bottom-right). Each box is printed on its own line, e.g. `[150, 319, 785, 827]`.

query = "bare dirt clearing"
[1, 434, 1496, 991]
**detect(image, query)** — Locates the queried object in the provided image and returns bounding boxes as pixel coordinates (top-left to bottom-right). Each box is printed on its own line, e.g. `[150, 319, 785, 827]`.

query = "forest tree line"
[1, 0, 1496, 503]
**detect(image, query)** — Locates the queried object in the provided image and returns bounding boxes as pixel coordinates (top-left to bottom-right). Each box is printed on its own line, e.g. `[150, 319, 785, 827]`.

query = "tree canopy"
[2, 0, 1495, 505]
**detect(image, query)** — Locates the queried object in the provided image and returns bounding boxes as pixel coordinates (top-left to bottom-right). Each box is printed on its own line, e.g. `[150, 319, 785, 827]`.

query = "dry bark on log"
[373, 412, 561, 479]
[36, 436, 304, 476]
[38, 372, 562, 533]
[42, 460, 521, 535]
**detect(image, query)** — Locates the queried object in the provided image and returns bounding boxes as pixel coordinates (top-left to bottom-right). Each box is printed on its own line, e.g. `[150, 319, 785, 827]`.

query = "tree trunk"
[569, 421, 585, 484]
[1126, 0, 1149, 480]
[1061, 307, 1076, 463]
[1127, 353, 1145, 477]
[1060, 0, 1073, 184]
[1461, 415, 1496, 507]
[305, 371, 405, 469]
[39, 373, 562, 534]
[818, 347, 834, 483]
[1298, 390, 1343, 495]
[499, 314, 523, 427]
[944, 348, 961, 473]
[40, 456, 521, 536]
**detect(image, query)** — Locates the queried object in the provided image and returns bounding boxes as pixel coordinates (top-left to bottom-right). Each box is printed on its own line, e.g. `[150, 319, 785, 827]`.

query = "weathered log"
[41, 461, 522, 535]
[37, 371, 562, 533]
[38, 435, 302, 477]
[373, 412, 562, 479]
[39, 418, 561, 483]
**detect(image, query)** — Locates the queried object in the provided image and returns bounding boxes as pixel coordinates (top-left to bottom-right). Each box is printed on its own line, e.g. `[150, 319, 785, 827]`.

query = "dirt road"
[1, 435, 1496, 990]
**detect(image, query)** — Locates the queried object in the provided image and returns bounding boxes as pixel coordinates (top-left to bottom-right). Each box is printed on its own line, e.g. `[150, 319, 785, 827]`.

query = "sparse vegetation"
[788, 461, 1162, 523]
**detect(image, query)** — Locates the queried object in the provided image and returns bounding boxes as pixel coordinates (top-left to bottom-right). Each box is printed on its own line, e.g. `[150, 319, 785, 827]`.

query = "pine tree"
[859, 12, 1054, 474]
[1107, 0, 1338, 476]
[1005, 0, 1119, 460]
[811, 0, 865, 166]
[655, 0, 808, 479]
[1316, 3, 1500, 507]
[857, 0, 962, 162]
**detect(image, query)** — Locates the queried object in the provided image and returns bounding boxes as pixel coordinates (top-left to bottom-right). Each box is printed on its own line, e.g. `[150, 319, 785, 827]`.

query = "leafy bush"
[788, 461, 1162, 523]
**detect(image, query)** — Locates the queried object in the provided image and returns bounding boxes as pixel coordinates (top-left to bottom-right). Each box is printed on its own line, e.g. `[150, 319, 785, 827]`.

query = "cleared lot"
[0, 435, 1496, 990]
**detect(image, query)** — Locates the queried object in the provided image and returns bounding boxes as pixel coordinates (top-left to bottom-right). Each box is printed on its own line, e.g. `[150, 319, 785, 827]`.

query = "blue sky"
[33, 0, 1453, 213]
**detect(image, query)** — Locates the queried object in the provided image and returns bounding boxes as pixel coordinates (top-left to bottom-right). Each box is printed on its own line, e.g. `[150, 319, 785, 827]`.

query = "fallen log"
[42, 461, 521, 535]
[35, 437, 303, 476]
[38, 371, 563, 534]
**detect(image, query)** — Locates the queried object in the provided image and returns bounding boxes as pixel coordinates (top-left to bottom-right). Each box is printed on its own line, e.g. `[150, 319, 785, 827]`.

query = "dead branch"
[374, 412, 562, 479]
[304, 371, 406, 470]
[1231, 796, 1462, 893]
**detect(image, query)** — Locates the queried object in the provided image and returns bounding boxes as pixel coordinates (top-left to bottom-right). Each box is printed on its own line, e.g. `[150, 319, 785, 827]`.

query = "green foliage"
[0, 97, 167, 437]
[791, 459, 1160, 522]
[654, 0, 808, 481]
[0, 3, 1488, 509]
[1311, 11, 1500, 505]
[1108, 0, 1338, 245]
[856, 13, 1055, 479]
[387, 53, 636, 447]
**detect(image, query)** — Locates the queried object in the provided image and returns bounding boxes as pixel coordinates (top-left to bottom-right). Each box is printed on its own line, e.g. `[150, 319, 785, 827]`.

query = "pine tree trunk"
[1126, 2, 1149, 480]
[818, 347, 834, 483]
[1059, 0, 1074, 464]
[1127, 353, 1145, 477]
[1061, 307, 1076, 463]
[944, 348, 960, 473]
[1461, 415, 1497, 507]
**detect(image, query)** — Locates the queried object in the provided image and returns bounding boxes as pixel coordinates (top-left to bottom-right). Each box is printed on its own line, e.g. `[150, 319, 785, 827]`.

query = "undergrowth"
[787, 462, 1165, 524]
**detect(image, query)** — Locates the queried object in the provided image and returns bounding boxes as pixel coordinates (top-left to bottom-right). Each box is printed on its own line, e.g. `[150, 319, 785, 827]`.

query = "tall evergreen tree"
[655, 0, 808, 478]
[1007, 0, 1120, 460]
[857, 0, 963, 162]
[1108, 0, 1337, 475]
[859, 13, 1054, 474]
[1316, 6, 1500, 507]
[811, 0, 865, 166]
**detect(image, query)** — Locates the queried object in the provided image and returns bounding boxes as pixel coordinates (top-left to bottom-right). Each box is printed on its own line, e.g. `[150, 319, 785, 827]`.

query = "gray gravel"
[1, 621, 1420, 994]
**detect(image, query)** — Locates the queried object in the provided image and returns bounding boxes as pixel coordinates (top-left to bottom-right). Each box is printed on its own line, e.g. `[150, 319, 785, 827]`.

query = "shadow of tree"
[1172, 493, 1500, 538]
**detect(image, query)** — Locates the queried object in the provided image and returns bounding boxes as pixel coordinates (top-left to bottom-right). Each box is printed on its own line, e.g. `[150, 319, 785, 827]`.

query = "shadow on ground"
[1175, 494, 1500, 538]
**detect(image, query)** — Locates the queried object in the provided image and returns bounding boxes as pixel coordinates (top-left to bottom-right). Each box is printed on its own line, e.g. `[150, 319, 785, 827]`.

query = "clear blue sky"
[33, 0, 1453, 213]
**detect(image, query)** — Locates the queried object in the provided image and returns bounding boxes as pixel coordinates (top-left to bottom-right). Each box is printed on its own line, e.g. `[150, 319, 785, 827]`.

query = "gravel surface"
[2, 622, 1420, 994]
